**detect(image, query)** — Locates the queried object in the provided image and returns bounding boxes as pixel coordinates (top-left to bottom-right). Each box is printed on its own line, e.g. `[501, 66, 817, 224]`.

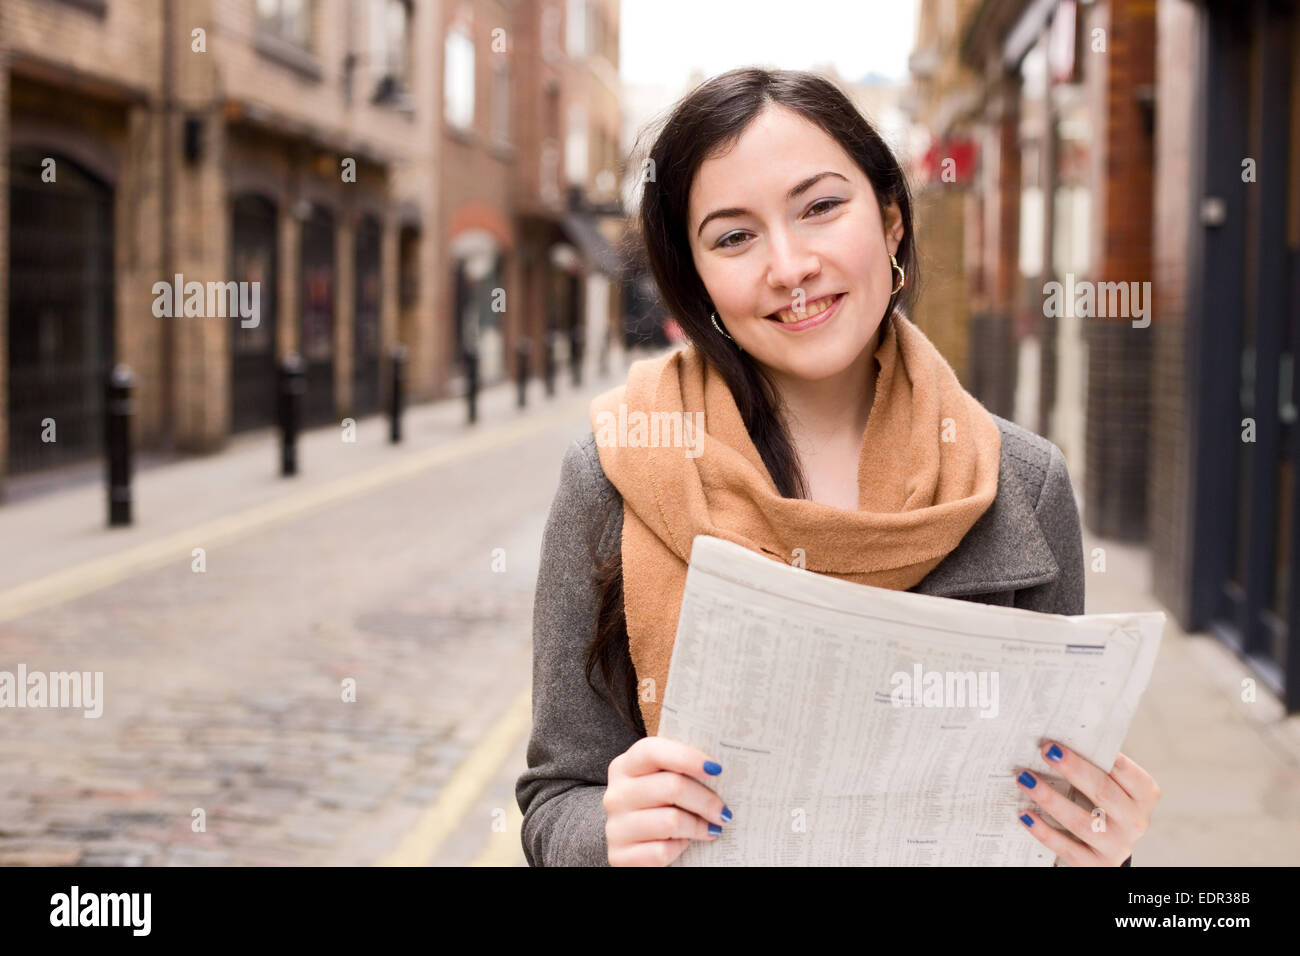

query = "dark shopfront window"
[299, 204, 336, 426]
[353, 215, 382, 417]
[7, 149, 114, 474]
[230, 194, 279, 433]
[1195, 0, 1300, 710]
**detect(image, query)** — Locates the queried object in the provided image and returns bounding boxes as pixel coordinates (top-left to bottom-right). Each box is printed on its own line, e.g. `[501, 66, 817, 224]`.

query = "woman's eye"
[807, 198, 845, 217]
[717, 231, 750, 249]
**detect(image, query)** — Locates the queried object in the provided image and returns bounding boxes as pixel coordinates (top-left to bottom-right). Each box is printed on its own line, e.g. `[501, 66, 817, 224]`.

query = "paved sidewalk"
[1081, 531, 1300, 865]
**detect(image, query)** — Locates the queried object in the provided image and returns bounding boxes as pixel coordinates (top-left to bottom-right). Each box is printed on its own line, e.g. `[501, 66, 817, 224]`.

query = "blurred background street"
[1, 0, 1298, 866]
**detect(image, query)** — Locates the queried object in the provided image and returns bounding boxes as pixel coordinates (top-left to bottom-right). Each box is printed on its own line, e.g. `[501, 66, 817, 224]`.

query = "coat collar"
[909, 440, 1060, 599]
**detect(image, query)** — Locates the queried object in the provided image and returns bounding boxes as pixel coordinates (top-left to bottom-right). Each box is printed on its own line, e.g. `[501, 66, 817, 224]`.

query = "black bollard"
[570, 326, 584, 388]
[105, 364, 134, 527]
[515, 337, 530, 409]
[464, 347, 479, 425]
[389, 345, 407, 443]
[278, 352, 306, 476]
[543, 329, 556, 398]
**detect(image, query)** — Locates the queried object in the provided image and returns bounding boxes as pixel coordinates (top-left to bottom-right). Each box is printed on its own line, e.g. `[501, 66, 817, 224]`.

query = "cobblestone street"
[0, 367, 631, 866]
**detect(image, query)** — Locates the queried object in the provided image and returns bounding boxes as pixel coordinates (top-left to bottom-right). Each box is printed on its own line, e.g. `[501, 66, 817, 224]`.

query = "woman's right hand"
[603, 736, 731, 866]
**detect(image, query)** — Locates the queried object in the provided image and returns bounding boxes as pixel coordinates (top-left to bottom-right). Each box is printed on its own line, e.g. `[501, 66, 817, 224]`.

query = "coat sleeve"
[1015, 441, 1086, 617]
[1019, 442, 1132, 867]
[514, 438, 642, 867]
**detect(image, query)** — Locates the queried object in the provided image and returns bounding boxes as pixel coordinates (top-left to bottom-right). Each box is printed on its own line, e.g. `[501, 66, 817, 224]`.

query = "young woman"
[516, 68, 1160, 867]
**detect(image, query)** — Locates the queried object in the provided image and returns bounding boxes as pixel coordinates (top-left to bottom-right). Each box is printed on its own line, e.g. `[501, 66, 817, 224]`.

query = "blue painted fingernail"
[1047, 745, 1064, 762]
[1018, 771, 1036, 788]
[703, 761, 722, 775]
[708, 823, 722, 835]
[721, 806, 732, 822]
[1020, 814, 1034, 827]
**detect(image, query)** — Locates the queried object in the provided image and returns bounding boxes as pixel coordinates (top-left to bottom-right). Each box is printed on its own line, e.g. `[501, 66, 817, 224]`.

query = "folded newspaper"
[660, 535, 1165, 866]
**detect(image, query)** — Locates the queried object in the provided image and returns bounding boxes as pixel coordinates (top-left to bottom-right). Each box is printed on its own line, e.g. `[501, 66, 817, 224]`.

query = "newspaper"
[660, 535, 1165, 866]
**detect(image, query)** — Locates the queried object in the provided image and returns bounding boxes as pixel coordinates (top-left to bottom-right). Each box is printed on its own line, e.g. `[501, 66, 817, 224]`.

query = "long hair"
[584, 67, 921, 735]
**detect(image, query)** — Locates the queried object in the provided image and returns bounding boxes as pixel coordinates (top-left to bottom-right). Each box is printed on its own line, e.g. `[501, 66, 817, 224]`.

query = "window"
[566, 0, 587, 57]
[445, 27, 475, 130]
[369, 0, 412, 94]
[492, 59, 511, 146]
[566, 103, 588, 185]
[257, 0, 313, 49]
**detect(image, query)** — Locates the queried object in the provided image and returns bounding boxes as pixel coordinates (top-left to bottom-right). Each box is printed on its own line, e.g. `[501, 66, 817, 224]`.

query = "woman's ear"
[883, 202, 905, 255]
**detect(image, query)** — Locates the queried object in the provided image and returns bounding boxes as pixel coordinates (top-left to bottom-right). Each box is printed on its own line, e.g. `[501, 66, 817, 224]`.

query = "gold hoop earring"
[710, 310, 734, 342]
[889, 253, 906, 295]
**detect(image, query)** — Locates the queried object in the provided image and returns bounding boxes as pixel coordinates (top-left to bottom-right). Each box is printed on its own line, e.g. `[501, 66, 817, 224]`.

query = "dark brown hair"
[584, 67, 921, 735]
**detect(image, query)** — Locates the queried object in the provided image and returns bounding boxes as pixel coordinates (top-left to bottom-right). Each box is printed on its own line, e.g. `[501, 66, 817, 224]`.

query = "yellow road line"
[0, 400, 589, 624]
[378, 687, 532, 866]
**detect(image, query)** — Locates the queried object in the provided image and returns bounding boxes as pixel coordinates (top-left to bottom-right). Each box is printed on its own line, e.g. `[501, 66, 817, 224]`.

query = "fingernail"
[721, 806, 732, 822]
[1046, 745, 1064, 762]
[703, 760, 722, 775]
[1020, 814, 1034, 827]
[1017, 771, 1036, 789]
[708, 823, 722, 835]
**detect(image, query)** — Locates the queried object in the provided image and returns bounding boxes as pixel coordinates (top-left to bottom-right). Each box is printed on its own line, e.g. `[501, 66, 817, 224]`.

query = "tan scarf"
[588, 311, 1002, 736]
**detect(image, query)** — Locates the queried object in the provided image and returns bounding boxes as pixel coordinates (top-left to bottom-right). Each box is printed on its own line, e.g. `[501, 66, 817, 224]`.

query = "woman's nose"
[765, 232, 820, 292]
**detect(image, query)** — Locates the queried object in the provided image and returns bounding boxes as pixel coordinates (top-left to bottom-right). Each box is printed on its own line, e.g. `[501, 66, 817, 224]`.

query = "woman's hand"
[604, 736, 731, 866]
[1015, 741, 1161, 866]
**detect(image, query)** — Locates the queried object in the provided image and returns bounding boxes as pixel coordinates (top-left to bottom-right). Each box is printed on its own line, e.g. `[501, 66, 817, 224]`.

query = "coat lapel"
[910, 445, 1059, 599]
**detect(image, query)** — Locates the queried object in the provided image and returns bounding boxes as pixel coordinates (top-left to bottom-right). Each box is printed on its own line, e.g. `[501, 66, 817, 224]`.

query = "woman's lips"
[764, 292, 845, 331]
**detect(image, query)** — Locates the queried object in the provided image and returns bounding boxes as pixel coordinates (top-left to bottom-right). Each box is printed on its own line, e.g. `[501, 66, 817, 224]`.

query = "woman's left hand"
[1014, 741, 1161, 866]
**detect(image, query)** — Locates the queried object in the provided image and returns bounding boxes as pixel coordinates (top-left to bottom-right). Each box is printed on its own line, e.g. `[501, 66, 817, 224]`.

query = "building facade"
[908, 0, 1300, 709]
[1, 0, 627, 495]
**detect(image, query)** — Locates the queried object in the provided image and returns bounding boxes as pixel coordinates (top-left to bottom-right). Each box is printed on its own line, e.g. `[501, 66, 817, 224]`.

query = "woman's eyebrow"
[695, 170, 850, 239]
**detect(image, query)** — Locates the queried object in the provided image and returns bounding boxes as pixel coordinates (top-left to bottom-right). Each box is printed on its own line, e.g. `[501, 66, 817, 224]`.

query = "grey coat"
[516, 413, 1117, 867]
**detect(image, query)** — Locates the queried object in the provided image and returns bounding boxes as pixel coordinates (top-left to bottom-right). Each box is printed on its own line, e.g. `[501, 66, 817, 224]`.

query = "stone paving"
[0, 358, 641, 866]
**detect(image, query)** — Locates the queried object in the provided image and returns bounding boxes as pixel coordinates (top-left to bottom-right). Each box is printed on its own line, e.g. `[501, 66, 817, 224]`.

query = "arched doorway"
[230, 194, 279, 432]
[299, 204, 336, 426]
[7, 148, 115, 474]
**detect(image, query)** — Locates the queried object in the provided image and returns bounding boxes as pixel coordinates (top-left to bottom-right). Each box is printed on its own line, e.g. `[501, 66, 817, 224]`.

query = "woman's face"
[687, 104, 904, 383]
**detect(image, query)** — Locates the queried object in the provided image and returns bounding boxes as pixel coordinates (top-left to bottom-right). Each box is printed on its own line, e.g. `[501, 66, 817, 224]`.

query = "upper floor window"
[257, 0, 313, 49]
[445, 27, 476, 130]
[566, 0, 587, 58]
[369, 0, 413, 105]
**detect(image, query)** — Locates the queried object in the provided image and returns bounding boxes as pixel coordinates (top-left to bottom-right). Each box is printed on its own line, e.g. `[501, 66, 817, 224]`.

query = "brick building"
[908, 0, 1300, 709]
[1, 0, 626, 494]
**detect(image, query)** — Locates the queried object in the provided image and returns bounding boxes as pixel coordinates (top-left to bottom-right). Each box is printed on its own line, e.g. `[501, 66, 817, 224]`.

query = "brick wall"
[1082, 0, 1155, 541]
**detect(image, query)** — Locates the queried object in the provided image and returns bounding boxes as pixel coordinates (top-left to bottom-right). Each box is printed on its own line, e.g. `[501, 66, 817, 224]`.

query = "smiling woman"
[516, 67, 1157, 868]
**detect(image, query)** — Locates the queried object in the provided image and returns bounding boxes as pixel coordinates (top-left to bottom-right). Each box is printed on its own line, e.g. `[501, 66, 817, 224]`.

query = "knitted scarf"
[588, 312, 1002, 736]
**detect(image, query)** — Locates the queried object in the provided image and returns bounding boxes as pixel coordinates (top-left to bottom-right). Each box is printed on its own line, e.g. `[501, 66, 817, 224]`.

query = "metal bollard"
[464, 348, 480, 425]
[570, 327, 584, 388]
[515, 337, 530, 410]
[543, 329, 556, 398]
[105, 364, 134, 527]
[278, 352, 306, 476]
[390, 344, 407, 444]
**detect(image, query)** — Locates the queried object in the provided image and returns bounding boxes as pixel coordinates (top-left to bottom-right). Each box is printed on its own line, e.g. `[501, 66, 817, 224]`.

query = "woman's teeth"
[771, 294, 839, 323]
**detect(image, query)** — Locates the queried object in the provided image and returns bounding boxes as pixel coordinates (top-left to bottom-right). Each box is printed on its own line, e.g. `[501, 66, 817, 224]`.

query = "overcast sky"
[619, 0, 921, 88]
